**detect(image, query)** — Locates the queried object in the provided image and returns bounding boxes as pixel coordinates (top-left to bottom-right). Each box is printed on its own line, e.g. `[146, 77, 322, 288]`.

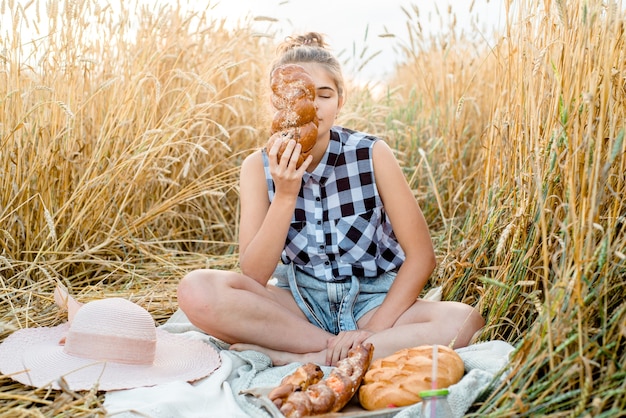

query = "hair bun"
[278, 32, 326, 53]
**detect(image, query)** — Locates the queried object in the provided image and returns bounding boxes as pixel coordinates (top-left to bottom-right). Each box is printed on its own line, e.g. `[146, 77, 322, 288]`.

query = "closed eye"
[317, 86, 335, 99]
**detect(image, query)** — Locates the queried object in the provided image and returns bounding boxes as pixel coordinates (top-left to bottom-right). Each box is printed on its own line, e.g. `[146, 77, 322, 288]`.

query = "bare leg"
[177, 269, 333, 354]
[231, 299, 485, 366]
[361, 299, 485, 358]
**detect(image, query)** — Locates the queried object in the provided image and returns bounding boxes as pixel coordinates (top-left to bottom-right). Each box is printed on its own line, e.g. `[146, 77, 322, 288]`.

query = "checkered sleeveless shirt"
[262, 126, 405, 282]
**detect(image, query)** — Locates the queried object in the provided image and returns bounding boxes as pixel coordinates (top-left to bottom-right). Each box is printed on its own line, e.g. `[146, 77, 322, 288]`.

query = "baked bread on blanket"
[358, 345, 464, 410]
[268, 343, 374, 417]
[269, 64, 319, 168]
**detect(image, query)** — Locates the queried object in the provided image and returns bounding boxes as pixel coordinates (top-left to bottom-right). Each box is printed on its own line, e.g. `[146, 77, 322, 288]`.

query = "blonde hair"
[272, 32, 345, 99]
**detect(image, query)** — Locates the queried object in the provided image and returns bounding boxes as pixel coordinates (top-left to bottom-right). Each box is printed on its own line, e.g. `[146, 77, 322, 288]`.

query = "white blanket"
[105, 310, 514, 417]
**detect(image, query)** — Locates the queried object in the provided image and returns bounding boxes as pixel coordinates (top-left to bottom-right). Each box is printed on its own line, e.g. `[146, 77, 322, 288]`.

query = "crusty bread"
[269, 64, 319, 168]
[269, 343, 374, 417]
[358, 345, 464, 410]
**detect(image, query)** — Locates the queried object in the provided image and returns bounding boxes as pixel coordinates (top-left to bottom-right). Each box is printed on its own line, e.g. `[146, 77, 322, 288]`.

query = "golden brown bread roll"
[267, 362, 324, 403]
[269, 64, 319, 168]
[270, 100, 317, 132]
[269, 343, 374, 417]
[280, 362, 325, 390]
[358, 345, 465, 411]
[271, 64, 316, 104]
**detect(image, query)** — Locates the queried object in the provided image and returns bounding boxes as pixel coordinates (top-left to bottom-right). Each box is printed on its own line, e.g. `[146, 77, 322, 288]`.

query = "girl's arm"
[363, 140, 437, 331]
[238, 138, 311, 285]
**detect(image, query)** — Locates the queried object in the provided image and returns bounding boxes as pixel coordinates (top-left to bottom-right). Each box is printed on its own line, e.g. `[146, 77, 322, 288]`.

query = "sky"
[1, 0, 505, 85]
[208, 0, 506, 83]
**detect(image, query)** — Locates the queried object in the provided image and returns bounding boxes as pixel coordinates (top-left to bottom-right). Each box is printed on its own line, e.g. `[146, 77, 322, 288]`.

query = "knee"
[467, 304, 485, 332]
[454, 301, 484, 328]
[177, 269, 218, 315]
[452, 302, 485, 346]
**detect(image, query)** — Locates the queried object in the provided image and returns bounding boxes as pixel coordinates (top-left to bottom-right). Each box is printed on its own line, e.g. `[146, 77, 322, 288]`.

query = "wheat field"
[1, 0, 624, 416]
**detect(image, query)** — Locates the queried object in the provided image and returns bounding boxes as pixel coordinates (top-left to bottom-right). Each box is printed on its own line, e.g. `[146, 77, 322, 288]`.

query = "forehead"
[296, 62, 337, 90]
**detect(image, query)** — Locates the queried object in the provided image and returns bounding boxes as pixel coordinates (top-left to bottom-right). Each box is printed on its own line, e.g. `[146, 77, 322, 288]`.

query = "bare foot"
[229, 343, 325, 366]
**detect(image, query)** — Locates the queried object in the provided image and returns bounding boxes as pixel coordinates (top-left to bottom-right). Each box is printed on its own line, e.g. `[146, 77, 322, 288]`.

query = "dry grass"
[1, 0, 625, 416]
[389, 0, 626, 415]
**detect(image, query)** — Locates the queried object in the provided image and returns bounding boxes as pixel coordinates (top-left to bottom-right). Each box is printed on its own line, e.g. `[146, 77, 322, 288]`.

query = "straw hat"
[0, 289, 220, 391]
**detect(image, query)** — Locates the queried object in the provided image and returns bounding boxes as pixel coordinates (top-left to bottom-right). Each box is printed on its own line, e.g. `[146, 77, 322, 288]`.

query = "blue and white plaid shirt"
[263, 126, 405, 282]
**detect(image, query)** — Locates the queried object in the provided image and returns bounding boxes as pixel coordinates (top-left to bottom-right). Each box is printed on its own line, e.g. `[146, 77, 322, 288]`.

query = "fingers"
[329, 334, 353, 366]
[327, 338, 349, 366]
[266, 134, 284, 164]
[284, 141, 302, 167]
[296, 154, 313, 173]
[325, 330, 373, 366]
[268, 135, 300, 168]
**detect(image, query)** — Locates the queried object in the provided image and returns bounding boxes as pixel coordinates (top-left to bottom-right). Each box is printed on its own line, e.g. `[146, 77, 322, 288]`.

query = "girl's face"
[296, 62, 344, 143]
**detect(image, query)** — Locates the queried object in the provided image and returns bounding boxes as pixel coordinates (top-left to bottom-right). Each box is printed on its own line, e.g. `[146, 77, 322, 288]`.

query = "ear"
[337, 95, 345, 113]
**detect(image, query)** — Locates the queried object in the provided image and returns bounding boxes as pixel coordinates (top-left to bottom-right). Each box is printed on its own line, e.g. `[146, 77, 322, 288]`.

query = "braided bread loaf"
[268, 343, 374, 417]
[358, 345, 465, 410]
[269, 64, 319, 168]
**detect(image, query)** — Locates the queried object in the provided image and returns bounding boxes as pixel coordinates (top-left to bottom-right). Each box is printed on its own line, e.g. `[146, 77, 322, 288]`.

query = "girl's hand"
[325, 330, 373, 366]
[267, 134, 312, 198]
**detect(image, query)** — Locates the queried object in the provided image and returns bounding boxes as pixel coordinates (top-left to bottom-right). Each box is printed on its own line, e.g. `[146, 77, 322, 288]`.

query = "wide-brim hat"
[0, 287, 220, 391]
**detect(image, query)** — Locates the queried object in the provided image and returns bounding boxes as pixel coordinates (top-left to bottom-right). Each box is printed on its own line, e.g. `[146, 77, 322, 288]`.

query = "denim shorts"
[272, 263, 397, 335]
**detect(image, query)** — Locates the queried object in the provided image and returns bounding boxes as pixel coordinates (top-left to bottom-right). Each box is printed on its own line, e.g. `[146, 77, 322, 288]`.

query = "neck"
[307, 130, 331, 171]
